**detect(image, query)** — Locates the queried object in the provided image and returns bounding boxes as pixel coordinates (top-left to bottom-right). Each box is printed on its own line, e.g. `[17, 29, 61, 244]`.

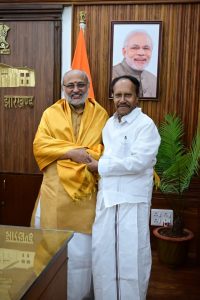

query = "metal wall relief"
[4, 96, 34, 109]
[0, 63, 35, 87]
[0, 24, 10, 55]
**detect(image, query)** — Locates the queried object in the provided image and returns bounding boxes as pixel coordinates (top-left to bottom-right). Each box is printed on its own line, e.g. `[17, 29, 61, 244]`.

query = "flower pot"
[153, 227, 194, 267]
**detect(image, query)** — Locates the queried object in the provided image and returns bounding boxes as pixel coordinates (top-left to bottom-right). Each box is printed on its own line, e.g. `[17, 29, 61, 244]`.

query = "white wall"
[61, 6, 72, 96]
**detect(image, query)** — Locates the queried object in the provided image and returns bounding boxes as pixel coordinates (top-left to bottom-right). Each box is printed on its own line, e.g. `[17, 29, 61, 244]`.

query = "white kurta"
[92, 107, 161, 300]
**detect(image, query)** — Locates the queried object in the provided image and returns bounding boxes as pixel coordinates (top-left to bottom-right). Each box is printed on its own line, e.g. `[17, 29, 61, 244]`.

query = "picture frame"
[109, 21, 162, 100]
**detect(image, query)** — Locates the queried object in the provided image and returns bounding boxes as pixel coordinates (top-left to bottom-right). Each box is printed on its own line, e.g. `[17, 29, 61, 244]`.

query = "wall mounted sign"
[4, 96, 34, 109]
[0, 63, 35, 87]
[0, 24, 10, 55]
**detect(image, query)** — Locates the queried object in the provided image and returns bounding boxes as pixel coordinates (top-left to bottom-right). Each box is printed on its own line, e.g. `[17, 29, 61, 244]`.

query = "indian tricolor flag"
[71, 28, 95, 100]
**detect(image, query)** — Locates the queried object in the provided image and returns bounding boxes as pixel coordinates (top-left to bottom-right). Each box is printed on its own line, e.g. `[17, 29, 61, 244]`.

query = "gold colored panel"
[0, 23, 10, 55]
[0, 63, 35, 87]
[0, 225, 73, 299]
[3, 96, 34, 109]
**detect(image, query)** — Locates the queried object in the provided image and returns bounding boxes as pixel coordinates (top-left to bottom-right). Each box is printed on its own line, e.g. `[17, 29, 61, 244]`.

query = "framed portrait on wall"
[109, 21, 162, 100]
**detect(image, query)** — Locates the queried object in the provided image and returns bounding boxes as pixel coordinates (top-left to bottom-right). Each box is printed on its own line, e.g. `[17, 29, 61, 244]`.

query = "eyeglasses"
[63, 82, 87, 90]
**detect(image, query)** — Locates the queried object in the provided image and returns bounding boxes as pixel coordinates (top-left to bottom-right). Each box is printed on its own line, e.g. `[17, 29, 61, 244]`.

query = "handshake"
[63, 148, 98, 173]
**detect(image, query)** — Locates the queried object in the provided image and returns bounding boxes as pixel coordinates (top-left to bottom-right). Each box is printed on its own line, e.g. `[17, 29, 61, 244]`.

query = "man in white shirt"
[87, 75, 161, 300]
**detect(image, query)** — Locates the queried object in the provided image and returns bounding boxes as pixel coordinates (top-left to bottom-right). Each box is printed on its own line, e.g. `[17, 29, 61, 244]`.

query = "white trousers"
[34, 201, 92, 300]
[67, 233, 92, 300]
[92, 199, 151, 300]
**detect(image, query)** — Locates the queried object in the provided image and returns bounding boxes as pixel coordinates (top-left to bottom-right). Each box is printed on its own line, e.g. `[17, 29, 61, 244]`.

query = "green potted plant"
[153, 114, 200, 267]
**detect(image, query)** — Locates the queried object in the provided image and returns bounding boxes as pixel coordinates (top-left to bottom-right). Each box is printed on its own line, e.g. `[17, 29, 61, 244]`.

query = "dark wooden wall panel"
[0, 19, 61, 173]
[0, 4, 62, 226]
[0, 173, 42, 226]
[72, 3, 200, 145]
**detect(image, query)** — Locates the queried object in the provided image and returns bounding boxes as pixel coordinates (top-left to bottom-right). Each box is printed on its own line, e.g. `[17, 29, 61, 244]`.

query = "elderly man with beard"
[112, 30, 157, 98]
[31, 69, 108, 300]
[87, 75, 160, 300]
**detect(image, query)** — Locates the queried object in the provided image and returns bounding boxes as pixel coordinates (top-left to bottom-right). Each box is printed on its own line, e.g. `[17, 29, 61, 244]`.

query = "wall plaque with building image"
[0, 63, 35, 87]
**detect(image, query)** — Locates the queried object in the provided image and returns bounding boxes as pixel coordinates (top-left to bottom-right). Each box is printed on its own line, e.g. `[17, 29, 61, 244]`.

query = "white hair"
[62, 69, 90, 85]
[123, 30, 153, 49]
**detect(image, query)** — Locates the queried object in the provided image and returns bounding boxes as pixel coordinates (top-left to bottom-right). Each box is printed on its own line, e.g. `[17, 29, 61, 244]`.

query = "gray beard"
[64, 91, 88, 108]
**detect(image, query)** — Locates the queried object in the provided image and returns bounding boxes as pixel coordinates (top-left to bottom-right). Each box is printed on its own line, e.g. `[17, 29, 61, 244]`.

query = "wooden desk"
[0, 225, 73, 300]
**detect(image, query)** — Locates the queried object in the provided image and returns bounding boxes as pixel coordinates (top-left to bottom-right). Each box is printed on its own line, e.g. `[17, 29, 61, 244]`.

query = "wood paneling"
[147, 251, 200, 300]
[71, 3, 200, 144]
[0, 7, 62, 174]
[0, 173, 42, 226]
[0, 4, 62, 226]
[1, 1, 200, 4]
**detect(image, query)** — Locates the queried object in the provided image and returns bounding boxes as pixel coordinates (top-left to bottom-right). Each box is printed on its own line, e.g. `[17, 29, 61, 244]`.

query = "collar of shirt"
[114, 107, 141, 124]
[69, 103, 85, 114]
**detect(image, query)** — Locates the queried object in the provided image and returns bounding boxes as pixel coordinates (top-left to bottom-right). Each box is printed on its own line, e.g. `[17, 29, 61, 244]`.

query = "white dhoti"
[92, 198, 151, 300]
[34, 200, 92, 300]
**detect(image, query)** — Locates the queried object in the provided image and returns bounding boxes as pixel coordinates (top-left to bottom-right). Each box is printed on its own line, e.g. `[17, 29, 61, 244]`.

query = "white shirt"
[98, 107, 161, 208]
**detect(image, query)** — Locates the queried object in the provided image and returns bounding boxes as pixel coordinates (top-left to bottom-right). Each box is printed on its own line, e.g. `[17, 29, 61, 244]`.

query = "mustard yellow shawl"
[33, 98, 108, 201]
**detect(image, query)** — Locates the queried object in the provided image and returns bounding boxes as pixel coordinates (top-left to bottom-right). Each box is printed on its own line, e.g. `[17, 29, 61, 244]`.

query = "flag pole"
[72, 11, 95, 100]
[79, 11, 86, 33]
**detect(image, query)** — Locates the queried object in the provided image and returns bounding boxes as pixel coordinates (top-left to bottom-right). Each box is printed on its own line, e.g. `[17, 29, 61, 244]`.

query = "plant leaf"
[155, 115, 200, 195]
